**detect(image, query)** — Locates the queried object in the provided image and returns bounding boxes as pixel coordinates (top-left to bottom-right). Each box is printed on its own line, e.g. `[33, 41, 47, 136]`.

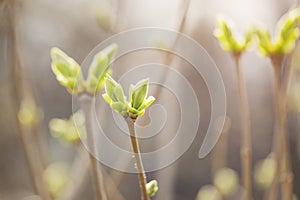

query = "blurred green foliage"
[213, 167, 239, 197]
[254, 156, 276, 190]
[196, 185, 222, 200]
[253, 8, 300, 56]
[18, 96, 39, 127]
[49, 110, 86, 144]
[43, 162, 70, 197]
[214, 15, 252, 54]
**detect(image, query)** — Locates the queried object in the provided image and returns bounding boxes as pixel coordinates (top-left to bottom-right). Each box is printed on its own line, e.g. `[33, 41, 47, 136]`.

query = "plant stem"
[56, 144, 89, 200]
[79, 94, 107, 200]
[125, 117, 149, 200]
[211, 117, 231, 176]
[152, 0, 191, 98]
[4, 1, 51, 199]
[152, 2, 191, 199]
[270, 55, 293, 200]
[57, 143, 125, 200]
[233, 53, 252, 200]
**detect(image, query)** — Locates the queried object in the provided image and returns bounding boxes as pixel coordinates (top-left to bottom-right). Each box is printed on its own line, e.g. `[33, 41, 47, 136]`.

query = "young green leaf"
[128, 79, 155, 119]
[86, 44, 117, 94]
[137, 96, 155, 111]
[214, 15, 252, 53]
[102, 75, 128, 116]
[102, 75, 155, 119]
[254, 7, 300, 56]
[130, 79, 149, 109]
[113, 85, 125, 103]
[50, 48, 83, 94]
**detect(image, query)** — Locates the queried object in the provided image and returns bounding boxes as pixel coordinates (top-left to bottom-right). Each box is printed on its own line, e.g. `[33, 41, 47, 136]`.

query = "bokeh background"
[1, 0, 300, 199]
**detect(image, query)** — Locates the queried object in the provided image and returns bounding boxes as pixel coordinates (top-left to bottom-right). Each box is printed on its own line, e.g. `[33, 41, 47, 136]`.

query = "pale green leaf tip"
[102, 94, 112, 104]
[50, 47, 70, 61]
[146, 180, 158, 197]
[50, 47, 60, 58]
[108, 43, 118, 52]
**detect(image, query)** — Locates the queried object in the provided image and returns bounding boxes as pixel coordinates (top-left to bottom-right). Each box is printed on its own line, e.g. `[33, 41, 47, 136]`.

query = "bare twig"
[233, 53, 252, 200]
[4, 0, 51, 199]
[211, 117, 231, 175]
[153, 1, 191, 199]
[56, 144, 90, 200]
[79, 94, 107, 200]
[269, 55, 293, 200]
[152, 0, 191, 97]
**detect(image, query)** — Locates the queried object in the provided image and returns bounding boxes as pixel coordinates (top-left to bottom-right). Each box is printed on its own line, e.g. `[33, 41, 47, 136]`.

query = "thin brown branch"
[269, 55, 293, 200]
[152, 0, 191, 98]
[56, 144, 90, 200]
[211, 117, 231, 175]
[79, 94, 107, 200]
[125, 117, 149, 200]
[4, 0, 51, 199]
[233, 53, 252, 200]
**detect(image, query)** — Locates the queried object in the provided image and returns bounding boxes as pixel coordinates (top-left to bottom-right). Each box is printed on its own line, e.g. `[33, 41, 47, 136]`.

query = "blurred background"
[1, 0, 300, 199]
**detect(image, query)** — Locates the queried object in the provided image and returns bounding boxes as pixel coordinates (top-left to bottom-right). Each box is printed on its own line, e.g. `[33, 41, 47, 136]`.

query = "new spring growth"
[50, 44, 117, 95]
[43, 162, 70, 198]
[146, 180, 158, 197]
[213, 168, 239, 197]
[50, 48, 84, 94]
[102, 75, 129, 116]
[102, 75, 155, 119]
[196, 185, 222, 200]
[214, 15, 252, 54]
[86, 44, 117, 93]
[49, 110, 86, 144]
[18, 96, 39, 127]
[253, 7, 300, 56]
[129, 78, 155, 119]
[254, 156, 276, 190]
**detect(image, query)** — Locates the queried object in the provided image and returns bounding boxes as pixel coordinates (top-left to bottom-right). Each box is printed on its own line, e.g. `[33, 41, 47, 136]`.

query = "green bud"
[95, 6, 113, 31]
[196, 185, 222, 200]
[254, 7, 300, 56]
[276, 7, 300, 54]
[213, 168, 239, 197]
[130, 79, 148, 109]
[254, 156, 276, 190]
[146, 180, 158, 197]
[43, 162, 69, 197]
[50, 48, 83, 94]
[214, 15, 252, 53]
[102, 75, 128, 116]
[49, 110, 86, 144]
[113, 85, 126, 103]
[18, 96, 38, 127]
[253, 28, 273, 56]
[86, 44, 117, 94]
[103, 75, 155, 119]
[129, 79, 155, 118]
